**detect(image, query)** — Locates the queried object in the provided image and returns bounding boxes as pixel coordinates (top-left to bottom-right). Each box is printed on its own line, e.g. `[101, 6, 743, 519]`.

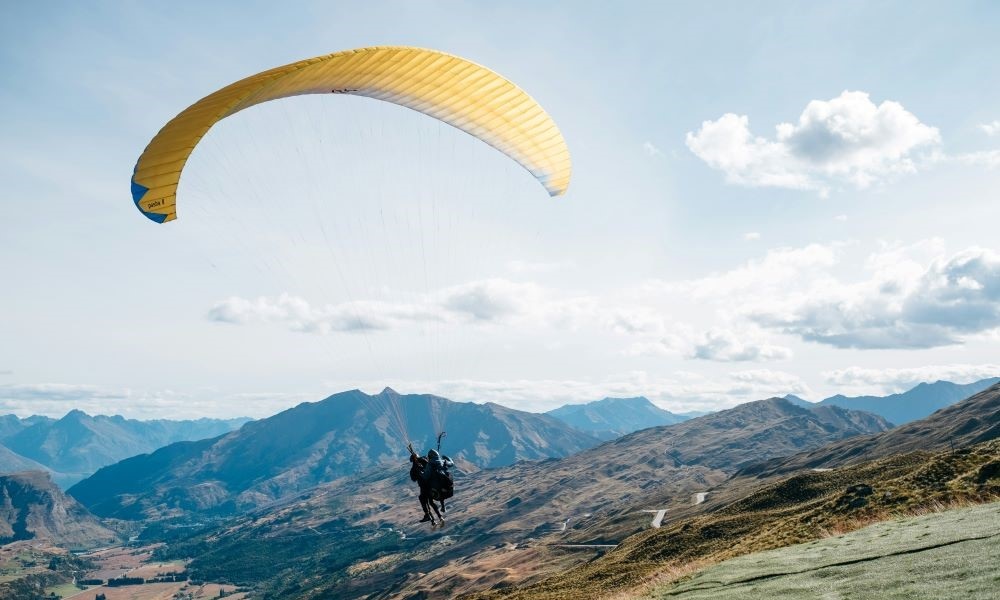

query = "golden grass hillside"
[468, 438, 1000, 600]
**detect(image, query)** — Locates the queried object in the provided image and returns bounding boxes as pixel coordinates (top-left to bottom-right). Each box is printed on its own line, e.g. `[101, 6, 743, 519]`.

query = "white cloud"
[834, 214, 848, 222]
[746, 243, 1000, 349]
[665, 242, 843, 299]
[823, 364, 1000, 394]
[209, 277, 798, 364]
[372, 368, 811, 413]
[0, 370, 813, 419]
[979, 120, 1000, 136]
[647, 239, 1000, 351]
[208, 279, 601, 336]
[688, 328, 793, 362]
[207, 293, 437, 333]
[438, 279, 539, 321]
[686, 91, 940, 191]
[743, 231, 761, 241]
[0, 383, 322, 419]
[621, 322, 792, 363]
[208, 241, 1000, 358]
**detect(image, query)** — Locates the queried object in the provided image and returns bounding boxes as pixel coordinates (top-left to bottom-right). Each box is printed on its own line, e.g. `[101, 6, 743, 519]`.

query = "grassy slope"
[654, 500, 1000, 599]
[468, 439, 1000, 599]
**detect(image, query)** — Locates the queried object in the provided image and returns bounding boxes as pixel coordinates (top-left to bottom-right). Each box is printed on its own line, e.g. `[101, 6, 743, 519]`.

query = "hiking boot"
[419, 515, 432, 523]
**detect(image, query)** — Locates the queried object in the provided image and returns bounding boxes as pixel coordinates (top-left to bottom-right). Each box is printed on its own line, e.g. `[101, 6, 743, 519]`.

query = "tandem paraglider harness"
[408, 433, 454, 501]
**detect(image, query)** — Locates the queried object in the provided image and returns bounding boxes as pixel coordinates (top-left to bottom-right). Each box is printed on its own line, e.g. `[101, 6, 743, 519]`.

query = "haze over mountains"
[745, 381, 1000, 478]
[0, 411, 250, 487]
[785, 377, 999, 425]
[546, 396, 690, 440]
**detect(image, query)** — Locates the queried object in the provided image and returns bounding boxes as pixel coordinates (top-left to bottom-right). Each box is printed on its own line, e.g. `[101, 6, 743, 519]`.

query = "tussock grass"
[466, 439, 1000, 600]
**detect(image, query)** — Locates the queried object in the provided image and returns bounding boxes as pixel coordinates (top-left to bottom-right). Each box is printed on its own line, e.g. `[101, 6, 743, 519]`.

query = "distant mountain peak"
[547, 395, 689, 440]
[594, 396, 655, 407]
[782, 394, 814, 408]
[69, 389, 600, 519]
[818, 377, 1000, 426]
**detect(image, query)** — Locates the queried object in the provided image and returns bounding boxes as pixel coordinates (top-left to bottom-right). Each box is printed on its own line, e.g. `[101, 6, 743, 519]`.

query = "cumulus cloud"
[208, 279, 600, 336]
[207, 293, 435, 333]
[648, 239, 1000, 351]
[686, 91, 940, 191]
[439, 279, 539, 321]
[979, 120, 1000, 136]
[665, 243, 842, 299]
[748, 245, 1000, 349]
[0, 370, 813, 419]
[689, 328, 793, 362]
[823, 364, 1000, 394]
[621, 322, 793, 363]
[0, 383, 315, 419]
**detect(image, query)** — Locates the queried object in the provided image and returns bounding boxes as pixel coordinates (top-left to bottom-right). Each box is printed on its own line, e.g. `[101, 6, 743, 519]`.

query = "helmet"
[427, 449, 440, 460]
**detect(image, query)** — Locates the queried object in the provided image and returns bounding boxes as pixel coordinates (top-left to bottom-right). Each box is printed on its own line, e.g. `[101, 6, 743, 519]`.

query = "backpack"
[430, 472, 454, 501]
[428, 459, 454, 500]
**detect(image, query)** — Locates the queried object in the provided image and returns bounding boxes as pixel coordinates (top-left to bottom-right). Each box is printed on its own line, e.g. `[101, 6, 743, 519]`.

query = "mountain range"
[68, 388, 601, 519]
[5, 378, 996, 598]
[785, 377, 999, 425]
[745, 381, 1000, 478]
[550, 378, 999, 442]
[4, 377, 992, 491]
[546, 396, 690, 439]
[139, 397, 891, 599]
[0, 411, 250, 487]
[471, 382, 1000, 600]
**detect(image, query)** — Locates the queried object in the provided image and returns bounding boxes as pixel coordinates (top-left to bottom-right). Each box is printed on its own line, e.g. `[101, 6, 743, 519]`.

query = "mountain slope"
[546, 397, 689, 439]
[653, 501, 1000, 600]
[2, 410, 250, 485]
[471, 438, 1000, 600]
[743, 382, 1000, 478]
[0, 444, 51, 475]
[69, 388, 600, 519]
[818, 377, 999, 425]
[0, 471, 118, 549]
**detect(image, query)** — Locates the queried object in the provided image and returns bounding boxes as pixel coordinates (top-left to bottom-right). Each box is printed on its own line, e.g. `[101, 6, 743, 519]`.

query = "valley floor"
[650, 500, 1000, 599]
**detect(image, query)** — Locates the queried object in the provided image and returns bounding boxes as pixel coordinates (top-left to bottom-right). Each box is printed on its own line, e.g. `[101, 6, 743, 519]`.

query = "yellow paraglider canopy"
[131, 45, 572, 223]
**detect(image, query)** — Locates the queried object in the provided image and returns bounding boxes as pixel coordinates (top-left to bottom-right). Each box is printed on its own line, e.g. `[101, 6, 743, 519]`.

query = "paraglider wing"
[130, 46, 572, 223]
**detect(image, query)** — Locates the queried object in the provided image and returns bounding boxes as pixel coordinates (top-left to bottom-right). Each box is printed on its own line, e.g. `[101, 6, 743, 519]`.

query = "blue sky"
[2, 1, 999, 418]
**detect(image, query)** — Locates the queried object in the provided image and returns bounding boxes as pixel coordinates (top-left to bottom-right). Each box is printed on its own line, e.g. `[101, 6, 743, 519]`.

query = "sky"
[2, 1, 999, 419]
